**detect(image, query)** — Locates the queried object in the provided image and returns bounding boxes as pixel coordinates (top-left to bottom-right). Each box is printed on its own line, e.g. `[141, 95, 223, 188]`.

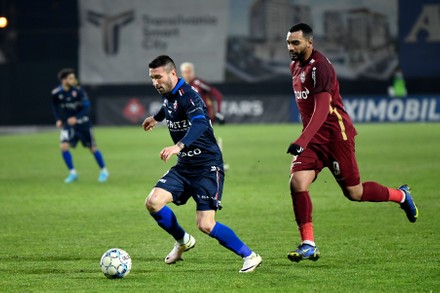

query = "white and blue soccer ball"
[100, 248, 132, 279]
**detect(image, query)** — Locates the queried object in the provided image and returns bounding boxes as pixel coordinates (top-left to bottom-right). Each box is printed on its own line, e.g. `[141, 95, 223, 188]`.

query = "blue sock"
[93, 150, 106, 169]
[62, 150, 74, 170]
[151, 206, 185, 241]
[209, 222, 252, 258]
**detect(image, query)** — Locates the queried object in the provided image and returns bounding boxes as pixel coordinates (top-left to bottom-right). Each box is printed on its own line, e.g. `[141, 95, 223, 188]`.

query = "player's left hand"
[160, 144, 183, 162]
[287, 143, 304, 156]
[67, 117, 77, 126]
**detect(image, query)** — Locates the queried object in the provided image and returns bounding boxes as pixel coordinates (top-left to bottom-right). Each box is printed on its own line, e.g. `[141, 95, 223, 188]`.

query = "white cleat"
[164, 235, 196, 264]
[239, 252, 262, 273]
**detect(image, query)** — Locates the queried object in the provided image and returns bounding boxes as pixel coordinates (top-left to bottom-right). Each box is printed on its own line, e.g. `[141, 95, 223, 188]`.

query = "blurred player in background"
[180, 62, 229, 170]
[142, 55, 261, 272]
[285, 23, 418, 262]
[51, 68, 109, 183]
[180, 62, 225, 124]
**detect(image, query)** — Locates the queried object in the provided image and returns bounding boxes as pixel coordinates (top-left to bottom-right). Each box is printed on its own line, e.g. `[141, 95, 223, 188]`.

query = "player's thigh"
[191, 167, 224, 212]
[77, 126, 96, 148]
[152, 167, 191, 207]
[145, 188, 174, 212]
[195, 210, 216, 234]
[290, 147, 323, 192]
[328, 139, 361, 191]
[60, 127, 78, 148]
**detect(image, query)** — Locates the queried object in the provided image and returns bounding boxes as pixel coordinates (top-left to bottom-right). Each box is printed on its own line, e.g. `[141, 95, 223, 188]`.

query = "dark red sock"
[291, 191, 314, 242]
[360, 181, 390, 202]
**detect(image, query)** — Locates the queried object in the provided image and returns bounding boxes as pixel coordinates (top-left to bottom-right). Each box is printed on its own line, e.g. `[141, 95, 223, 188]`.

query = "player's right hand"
[142, 116, 157, 131]
[287, 143, 304, 156]
[56, 120, 62, 128]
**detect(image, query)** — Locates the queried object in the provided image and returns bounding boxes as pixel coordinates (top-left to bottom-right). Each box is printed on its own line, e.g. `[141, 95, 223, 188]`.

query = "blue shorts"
[155, 165, 224, 211]
[60, 124, 96, 148]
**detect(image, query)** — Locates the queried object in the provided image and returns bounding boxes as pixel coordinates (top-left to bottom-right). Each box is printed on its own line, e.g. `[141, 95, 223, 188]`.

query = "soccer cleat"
[399, 185, 418, 223]
[164, 235, 196, 264]
[239, 252, 262, 273]
[98, 170, 109, 182]
[64, 173, 78, 184]
[288, 243, 320, 262]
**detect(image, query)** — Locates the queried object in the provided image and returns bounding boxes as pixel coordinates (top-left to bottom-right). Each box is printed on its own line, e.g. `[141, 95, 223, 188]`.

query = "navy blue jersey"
[153, 78, 223, 168]
[51, 85, 91, 125]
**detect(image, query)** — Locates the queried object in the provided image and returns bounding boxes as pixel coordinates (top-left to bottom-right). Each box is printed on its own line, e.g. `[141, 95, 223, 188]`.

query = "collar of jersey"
[171, 78, 185, 95]
[300, 49, 316, 67]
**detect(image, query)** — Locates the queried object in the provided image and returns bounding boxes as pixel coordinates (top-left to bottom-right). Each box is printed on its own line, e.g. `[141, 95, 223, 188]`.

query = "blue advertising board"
[399, 0, 440, 78]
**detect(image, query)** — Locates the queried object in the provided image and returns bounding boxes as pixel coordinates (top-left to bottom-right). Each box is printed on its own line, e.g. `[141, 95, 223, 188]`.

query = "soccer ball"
[100, 248, 132, 279]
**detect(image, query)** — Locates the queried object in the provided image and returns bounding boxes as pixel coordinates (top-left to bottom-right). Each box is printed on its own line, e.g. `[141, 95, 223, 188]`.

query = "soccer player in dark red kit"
[285, 23, 418, 262]
[180, 62, 225, 124]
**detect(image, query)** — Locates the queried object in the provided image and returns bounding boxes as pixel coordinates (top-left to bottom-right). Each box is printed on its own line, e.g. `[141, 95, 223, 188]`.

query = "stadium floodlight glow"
[0, 17, 7, 28]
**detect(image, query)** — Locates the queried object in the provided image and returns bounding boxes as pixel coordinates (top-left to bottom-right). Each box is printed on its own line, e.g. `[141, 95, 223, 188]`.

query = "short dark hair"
[148, 55, 176, 72]
[58, 68, 75, 81]
[289, 23, 313, 39]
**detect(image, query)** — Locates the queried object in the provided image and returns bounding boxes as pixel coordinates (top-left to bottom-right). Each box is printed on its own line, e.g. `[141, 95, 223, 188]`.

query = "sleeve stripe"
[190, 115, 205, 122]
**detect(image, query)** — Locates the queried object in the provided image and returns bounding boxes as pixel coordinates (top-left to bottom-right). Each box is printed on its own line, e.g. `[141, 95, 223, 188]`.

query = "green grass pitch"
[0, 123, 439, 292]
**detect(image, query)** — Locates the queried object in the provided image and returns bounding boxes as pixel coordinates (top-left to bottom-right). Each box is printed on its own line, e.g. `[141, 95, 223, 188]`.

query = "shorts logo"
[332, 161, 341, 176]
[158, 179, 166, 183]
[197, 194, 210, 200]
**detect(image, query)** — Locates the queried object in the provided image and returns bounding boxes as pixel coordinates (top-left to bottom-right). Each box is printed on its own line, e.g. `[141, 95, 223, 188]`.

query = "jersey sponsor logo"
[166, 119, 189, 130]
[178, 148, 202, 158]
[294, 87, 310, 100]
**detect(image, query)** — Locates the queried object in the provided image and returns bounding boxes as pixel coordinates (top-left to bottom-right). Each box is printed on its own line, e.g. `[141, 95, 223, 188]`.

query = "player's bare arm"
[56, 120, 63, 128]
[159, 142, 184, 162]
[67, 116, 77, 126]
[142, 116, 158, 131]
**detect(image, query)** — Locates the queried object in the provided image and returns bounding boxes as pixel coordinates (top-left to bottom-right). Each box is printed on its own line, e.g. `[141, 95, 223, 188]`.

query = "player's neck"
[300, 49, 314, 65]
[62, 84, 71, 91]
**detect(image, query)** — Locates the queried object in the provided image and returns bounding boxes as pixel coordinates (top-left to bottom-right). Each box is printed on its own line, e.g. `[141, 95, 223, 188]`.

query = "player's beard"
[290, 48, 307, 62]
[156, 76, 173, 95]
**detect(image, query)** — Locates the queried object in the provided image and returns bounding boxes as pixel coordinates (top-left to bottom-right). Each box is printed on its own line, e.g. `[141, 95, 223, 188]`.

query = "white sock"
[69, 169, 77, 175]
[302, 240, 316, 247]
[244, 252, 255, 259]
[101, 167, 108, 173]
[178, 233, 190, 245]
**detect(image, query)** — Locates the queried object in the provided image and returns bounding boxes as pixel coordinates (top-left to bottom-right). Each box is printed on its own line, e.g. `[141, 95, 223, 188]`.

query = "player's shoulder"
[310, 50, 332, 67]
[179, 82, 199, 99]
[193, 78, 211, 91]
[51, 85, 62, 96]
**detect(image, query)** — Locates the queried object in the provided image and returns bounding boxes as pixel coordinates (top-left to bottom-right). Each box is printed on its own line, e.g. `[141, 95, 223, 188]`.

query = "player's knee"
[290, 177, 308, 193]
[145, 192, 160, 212]
[196, 219, 215, 234]
[343, 185, 363, 201]
[60, 143, 69, 152]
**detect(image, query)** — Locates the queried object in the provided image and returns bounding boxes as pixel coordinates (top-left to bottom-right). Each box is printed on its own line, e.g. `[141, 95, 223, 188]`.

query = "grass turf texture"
[0, 124, 439, 292]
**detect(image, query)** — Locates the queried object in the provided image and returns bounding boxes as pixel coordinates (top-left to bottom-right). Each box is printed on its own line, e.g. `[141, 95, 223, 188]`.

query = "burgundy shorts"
[290, 138, 361, 187]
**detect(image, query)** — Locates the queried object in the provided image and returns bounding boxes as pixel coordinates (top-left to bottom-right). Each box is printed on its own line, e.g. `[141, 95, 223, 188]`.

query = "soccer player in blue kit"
[142, 55, 262, 273]
[51, 68, 109, 183]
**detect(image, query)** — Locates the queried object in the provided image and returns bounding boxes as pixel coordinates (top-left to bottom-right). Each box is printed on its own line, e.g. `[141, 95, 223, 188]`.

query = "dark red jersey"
[290, 49, 357, 146]
[189, 78, 223, 122]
